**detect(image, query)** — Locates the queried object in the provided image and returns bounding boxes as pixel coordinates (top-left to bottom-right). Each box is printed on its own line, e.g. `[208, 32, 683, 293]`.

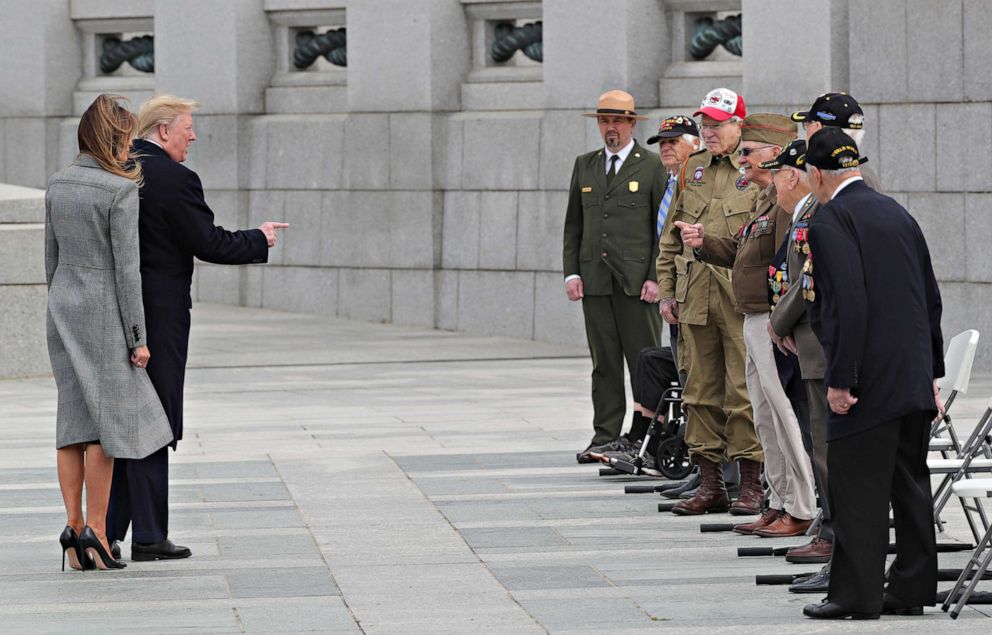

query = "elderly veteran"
[677, 117, 816, 532]
[768, 117, 884, 589]
[801, 127, 942, 620]
[791, 92, 880, 190]
[657, 88, 762, 515]
[563, 90, 668, 463]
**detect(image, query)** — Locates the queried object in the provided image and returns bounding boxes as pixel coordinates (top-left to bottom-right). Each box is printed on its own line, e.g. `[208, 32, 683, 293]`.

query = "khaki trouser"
[806, 377, 833, 540]
[581, 281, 662, 445]
[743, 313, 817, 520]
[680, 281, 761, 464]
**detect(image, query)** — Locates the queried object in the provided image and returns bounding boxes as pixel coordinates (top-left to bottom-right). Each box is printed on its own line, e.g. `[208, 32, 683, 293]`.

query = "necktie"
[657, 176, 675, 240]
[606, 155, 619, 186]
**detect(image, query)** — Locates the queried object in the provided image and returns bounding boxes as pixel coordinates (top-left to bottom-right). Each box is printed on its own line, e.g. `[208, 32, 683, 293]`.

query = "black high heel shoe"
[79, 526, 126, 570]
[59, 526, 86, 571]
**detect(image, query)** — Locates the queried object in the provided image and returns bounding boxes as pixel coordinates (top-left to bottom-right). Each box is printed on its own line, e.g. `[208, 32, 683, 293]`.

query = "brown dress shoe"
[753, 512, 813, 537]
[732, 508, 781, 535]
[785, 536, 833, 563]
[729, 458, 763, 515]
[671, 457, 730, 515]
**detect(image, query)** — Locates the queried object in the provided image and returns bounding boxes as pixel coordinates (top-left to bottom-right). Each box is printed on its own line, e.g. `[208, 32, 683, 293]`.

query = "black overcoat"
[807, 180, 943, 441]
[133, 139, 268, 446]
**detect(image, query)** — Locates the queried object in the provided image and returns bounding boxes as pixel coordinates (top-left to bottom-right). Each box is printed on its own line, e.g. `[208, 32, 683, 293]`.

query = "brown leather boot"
[730, 458, 763, 515]
[671, 457, 729, 515]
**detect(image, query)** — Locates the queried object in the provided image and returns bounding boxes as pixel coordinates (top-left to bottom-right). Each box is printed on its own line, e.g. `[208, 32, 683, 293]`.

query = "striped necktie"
[657, 176, 675, 240]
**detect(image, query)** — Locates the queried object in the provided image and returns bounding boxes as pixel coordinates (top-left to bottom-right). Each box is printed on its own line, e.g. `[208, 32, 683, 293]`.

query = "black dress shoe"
[110, 540, 121, 560]
[789, 568, 830, 594]
[131, 539, 191, 561]
[881, 593, 924, 616]
[803, 600, 879, 620]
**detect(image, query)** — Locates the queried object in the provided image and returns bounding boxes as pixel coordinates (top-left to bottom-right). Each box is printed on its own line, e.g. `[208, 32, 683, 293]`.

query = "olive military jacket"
[656, 148, 760, 325]
[696, 183, 792, 314]
[563, 142, 667, 296]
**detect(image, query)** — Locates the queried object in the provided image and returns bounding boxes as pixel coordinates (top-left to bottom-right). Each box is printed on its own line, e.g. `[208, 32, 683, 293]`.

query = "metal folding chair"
[929, 394, 992, 543]
[942, 477, 992, 619]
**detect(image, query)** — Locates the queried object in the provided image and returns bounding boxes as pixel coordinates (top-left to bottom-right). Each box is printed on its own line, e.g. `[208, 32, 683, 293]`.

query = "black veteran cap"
[647, 115, 700, 145]
[791, 92, 865, 129]
[759, 139, 807, 170]
[805, 127, 869, 170]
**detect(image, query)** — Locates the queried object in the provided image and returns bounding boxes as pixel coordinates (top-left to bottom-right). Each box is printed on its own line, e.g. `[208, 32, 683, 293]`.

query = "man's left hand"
[640, 280, 659, 304]
[827, 387, 858, 415]
[934, 380, 945, 417]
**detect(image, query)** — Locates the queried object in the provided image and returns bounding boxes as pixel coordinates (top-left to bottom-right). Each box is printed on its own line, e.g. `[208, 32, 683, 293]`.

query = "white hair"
[683, 133, 701, 149]
[808, 165, 861, 178]
[842, 127, 865, 146]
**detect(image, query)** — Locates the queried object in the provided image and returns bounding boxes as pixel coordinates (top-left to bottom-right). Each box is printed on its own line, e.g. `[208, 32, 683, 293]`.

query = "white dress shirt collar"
[605, 139, 635, 172]
[793, 192, 812, 223]
[830, 175, 864, 200]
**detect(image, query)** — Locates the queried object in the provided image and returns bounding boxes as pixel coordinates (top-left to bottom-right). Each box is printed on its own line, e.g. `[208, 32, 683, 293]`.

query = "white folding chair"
[942, 478, 992, 619]
[930, 330, 980, 457]
[930, 329, 981, 533]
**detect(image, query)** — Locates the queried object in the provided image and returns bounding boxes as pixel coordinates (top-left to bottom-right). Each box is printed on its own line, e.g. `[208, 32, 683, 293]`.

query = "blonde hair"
[77, 94, 142, 184]
[137, 94, 201, 139]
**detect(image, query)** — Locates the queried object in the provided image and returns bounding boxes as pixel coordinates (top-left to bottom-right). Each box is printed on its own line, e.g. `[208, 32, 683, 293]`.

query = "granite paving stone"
[1, 303, 989, 633]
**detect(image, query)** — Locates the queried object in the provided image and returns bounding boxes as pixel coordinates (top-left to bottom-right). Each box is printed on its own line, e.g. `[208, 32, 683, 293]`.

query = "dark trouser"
[106, 446, 169, 544]
[805, 378, 833, 541]
[826, 411, 937, 612]
[581, 283, 661, 445]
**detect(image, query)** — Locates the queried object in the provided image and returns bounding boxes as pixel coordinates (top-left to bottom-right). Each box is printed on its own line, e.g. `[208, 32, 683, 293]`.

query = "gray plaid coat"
[45, 154, 174, 459]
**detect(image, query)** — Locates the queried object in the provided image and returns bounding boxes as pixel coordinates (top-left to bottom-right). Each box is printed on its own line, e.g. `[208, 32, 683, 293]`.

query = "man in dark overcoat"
[107, 95, 287, 560]
[800, 127, 943, 620]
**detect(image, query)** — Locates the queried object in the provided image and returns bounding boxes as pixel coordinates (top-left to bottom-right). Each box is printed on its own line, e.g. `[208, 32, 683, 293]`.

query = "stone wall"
[2, 0, 990, 370]
[0, 185, 48, 378]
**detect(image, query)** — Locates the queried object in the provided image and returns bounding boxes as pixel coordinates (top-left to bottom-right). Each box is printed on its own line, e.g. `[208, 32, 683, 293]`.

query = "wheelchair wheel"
[657, 436, 692, 480]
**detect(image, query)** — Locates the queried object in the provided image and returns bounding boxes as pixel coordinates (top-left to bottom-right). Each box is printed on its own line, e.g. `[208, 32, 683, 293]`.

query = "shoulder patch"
[736, 175, 749, 190]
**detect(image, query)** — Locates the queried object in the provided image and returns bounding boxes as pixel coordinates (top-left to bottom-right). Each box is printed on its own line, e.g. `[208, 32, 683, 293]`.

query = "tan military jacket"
[696, 183, 792, 314]
[656, 148, 760, 325]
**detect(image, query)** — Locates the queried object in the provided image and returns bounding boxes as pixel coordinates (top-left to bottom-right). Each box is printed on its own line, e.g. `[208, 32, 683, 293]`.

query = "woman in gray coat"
[47, 95, 174, 570]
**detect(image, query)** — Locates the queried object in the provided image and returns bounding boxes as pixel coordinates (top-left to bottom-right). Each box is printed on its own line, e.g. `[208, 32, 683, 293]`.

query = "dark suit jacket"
[562, 141, 666, 296]
[807, 179, 943, 440]
[133, 139, 268, 446]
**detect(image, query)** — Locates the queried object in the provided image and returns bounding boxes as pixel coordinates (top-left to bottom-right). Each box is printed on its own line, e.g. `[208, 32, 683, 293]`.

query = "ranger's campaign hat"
[805, 127, 869, 170]
[740, 113, 797, 147]
[693, 88, 747, 122]
[791, 92, 865, 129]
[582, 90, 649, 120]
[647, 115, 699, 145]
[759, 139, 807, 170]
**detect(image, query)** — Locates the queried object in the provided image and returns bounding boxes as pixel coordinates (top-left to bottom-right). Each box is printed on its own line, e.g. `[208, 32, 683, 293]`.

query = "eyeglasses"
[739, 145, 777, 157]
[699, 120, 734, 130]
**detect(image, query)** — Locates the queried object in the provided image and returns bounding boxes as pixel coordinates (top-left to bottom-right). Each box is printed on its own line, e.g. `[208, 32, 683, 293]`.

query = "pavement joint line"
[186, 355, 585, 371]
[0, 477, 283, 491]
[0, 595, 350, 615]
[427, 489, 630, 502]
[402, 467, 601, 479]
[0, 500, 299, 515]
[267, 454, 366, 634]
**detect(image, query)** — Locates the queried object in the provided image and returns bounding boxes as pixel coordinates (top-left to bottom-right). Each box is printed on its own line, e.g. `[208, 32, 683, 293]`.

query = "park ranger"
[656, 88, 763, 515]
[563, 90, 668, 463]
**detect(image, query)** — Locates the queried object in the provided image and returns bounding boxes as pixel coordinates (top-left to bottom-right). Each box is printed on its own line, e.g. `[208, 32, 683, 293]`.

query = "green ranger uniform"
[563, 141, 667, 444]
[656, 147, 763, 464]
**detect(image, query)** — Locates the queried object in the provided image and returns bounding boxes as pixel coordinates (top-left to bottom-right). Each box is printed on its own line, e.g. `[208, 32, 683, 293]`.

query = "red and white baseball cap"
[693, 88, 747, 122]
